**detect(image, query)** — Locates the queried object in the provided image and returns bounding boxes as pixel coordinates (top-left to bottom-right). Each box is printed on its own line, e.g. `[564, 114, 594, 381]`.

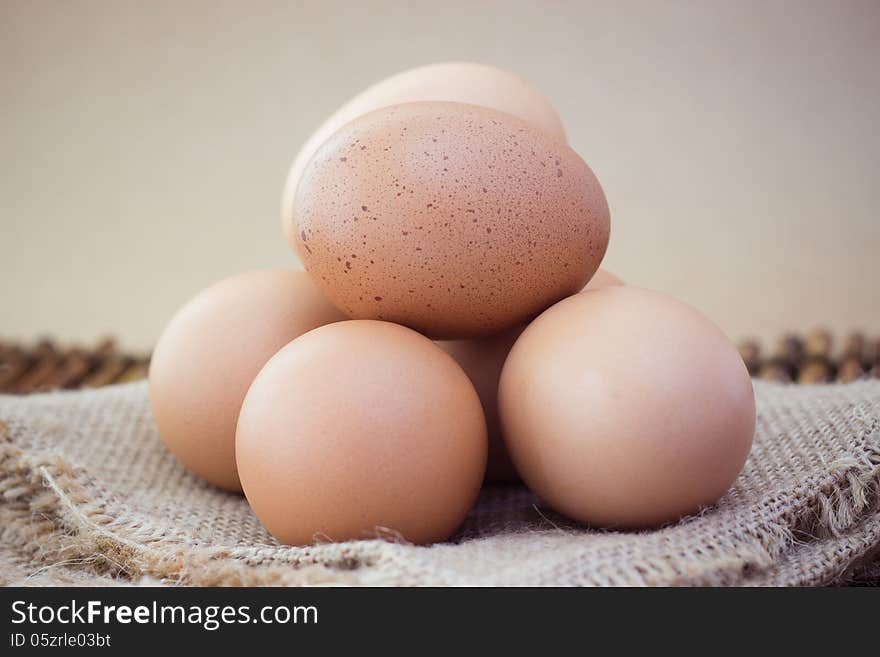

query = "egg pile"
[150, 63, 756, 546]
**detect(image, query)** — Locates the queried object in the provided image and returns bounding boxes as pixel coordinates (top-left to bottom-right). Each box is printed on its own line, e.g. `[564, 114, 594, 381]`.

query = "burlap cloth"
[1, 380, 879, 586]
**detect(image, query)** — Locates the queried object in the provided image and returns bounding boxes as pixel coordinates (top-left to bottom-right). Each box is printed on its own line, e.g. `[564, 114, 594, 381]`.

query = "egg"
[236, 320, 487, 545]
[498, 286, 755, 528]
[439, 268, 623, 483]
[149, 270, 346, 491]
[282, 61, 566, 245]
[293, 101, 610, 339]
[437, 327, 523, 483]
[583, 268, 623, 290]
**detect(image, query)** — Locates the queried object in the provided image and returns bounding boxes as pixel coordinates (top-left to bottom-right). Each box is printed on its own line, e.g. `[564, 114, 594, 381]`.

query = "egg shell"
[282, 61, 566, 244]
[149, 270, 346, 492]
[583, 268, 624, 290]
[437, 327, 523, 483]
[236, 320, 487, 545]
[498, 286, 755, 528]
[438, 268, 623, 483]
[293, 101, 610, 339]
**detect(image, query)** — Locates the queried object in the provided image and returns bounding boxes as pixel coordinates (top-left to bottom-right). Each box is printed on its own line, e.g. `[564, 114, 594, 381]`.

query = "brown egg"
[236, 320, 487, 545]
[498, 287, 755, 529]
[149, 270, 346, 491]
[437, 327, 523, 483]
[282, 61, 566, 245]
[438, 268, 623, 483]
[293, 101, 610, 339]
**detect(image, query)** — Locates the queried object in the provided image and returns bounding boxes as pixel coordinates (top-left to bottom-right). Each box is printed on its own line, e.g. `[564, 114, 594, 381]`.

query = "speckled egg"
[281, 61, 567, 245]
[293, 101, 610, 339]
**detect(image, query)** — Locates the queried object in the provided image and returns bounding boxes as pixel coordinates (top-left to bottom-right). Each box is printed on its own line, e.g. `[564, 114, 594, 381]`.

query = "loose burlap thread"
[1, 380, 879, 586]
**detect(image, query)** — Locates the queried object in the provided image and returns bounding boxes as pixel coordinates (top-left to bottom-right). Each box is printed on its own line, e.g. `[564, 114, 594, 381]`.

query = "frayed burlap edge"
[1, 412, 879, 587]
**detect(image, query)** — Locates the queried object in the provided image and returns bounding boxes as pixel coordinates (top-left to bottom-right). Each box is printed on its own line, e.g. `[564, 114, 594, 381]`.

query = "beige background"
[2, 0, 878, 352]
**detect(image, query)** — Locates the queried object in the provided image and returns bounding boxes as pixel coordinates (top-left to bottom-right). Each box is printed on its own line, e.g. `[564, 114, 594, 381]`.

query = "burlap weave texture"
[1, 380, 879, 586]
